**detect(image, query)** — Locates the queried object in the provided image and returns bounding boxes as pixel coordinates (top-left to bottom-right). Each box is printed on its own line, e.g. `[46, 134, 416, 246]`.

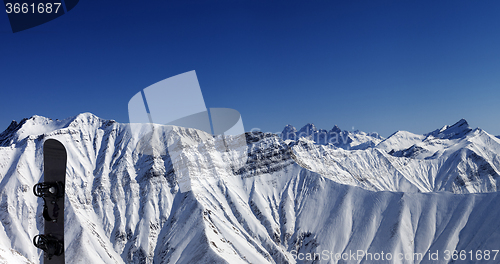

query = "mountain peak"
[425, 119, 472, 140]
[0, 113, 108, 146]
[330, 125, 341, 133]
[282, 124, 296, 132]
[281, 124, 297, 140]
[0, 120, 24, 146]
[299, 123, 317, 132]
[66, 112, 106, 128]
[450, 118, 469, 128]
[26, 115, 55, 125]
[281, 123, 383, 150]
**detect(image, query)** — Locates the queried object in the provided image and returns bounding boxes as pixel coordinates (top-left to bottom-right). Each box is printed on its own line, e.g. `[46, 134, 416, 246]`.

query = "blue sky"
[1, 0, 499, 137]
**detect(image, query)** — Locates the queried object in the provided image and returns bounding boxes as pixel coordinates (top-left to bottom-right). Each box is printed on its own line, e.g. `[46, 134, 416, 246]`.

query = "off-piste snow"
[0, 113, 499, 263]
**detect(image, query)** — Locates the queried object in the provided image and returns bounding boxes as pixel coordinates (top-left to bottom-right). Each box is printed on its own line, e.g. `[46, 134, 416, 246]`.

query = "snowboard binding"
[33, 181, 64, 222]
[33, 181, 64, 199]
[33, 234, 64, 259]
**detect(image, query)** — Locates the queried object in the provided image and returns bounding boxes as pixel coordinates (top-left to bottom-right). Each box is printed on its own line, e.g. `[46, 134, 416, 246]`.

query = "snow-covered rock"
[0, 113, 499, 263]
[424, 119, 472, 140]
[281, 124, 383, 150]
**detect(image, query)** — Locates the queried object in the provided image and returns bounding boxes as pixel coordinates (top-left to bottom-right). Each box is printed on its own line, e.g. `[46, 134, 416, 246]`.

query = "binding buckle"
[33, 181, 64, 222]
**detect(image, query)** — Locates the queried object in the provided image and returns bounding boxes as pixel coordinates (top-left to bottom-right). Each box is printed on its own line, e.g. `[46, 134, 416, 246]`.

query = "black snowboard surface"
[42, 139, 67, 264]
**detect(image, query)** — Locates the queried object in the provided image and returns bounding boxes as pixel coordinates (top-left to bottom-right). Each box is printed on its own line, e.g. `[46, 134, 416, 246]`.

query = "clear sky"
[1, 0, 499, 137]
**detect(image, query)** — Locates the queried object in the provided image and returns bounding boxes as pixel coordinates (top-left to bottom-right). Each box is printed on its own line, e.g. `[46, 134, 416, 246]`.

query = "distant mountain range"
[281, 123, 383, 150]
[0, 113, 499, 263]
[283, 118, 500, 193]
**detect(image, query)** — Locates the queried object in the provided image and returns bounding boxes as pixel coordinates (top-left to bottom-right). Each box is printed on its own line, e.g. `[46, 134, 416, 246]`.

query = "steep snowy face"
[1, 114, 500, 264]
[424, 119, 472, 140]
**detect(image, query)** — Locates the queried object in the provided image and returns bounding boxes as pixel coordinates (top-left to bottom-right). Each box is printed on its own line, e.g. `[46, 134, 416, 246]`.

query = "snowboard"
[33, 139, 66, 264]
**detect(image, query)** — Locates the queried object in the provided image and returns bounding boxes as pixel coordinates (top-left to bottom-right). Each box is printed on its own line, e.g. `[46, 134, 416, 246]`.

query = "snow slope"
[0, 113, 499, 263]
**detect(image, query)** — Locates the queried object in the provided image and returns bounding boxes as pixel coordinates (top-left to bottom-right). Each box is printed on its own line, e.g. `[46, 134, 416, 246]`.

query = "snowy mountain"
[284, 119, 500, 193]
[281, 124, 383, 150]
[375, 131, 425, 153]
[423, 119, 472, 140]
[1, 113, 500, 263]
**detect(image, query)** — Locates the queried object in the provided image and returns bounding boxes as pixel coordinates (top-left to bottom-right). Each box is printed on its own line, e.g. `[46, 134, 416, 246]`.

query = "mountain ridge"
[0, 113, 500, 263]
